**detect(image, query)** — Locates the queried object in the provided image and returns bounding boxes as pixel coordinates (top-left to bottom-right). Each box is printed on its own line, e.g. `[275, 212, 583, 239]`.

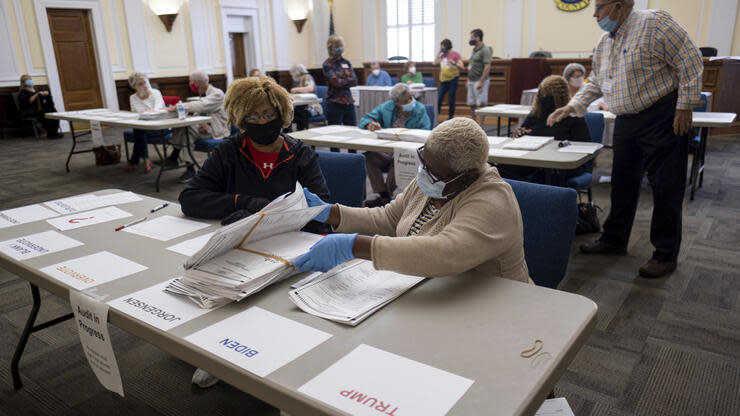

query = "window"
[386, 0, 434, 62]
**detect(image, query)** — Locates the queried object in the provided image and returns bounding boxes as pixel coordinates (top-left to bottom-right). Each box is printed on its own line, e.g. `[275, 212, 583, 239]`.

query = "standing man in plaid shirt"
[548, 0, 703, 278]
[323, 34, 358, 126]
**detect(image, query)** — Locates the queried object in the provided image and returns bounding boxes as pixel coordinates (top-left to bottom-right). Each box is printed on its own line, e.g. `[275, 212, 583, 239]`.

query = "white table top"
[46, 109, 212, 131]
[351, 85, 437, 92]
[292, 96, 322, 106]
[691, 112, 737, 128]
[0, 189, 597, 415]
[291, 127, 601, 170]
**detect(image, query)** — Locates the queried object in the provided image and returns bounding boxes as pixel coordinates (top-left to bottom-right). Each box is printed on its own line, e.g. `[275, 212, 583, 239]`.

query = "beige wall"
[734, 0, 740, 55]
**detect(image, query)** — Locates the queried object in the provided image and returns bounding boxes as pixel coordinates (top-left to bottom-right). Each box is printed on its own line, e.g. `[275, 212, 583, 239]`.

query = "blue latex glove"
[303, 187, 331, 223]
[294, 233, 357, 272]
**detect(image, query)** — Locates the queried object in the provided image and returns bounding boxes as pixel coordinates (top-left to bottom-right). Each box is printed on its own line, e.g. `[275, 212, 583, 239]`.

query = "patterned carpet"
[0, 130, 739, 415]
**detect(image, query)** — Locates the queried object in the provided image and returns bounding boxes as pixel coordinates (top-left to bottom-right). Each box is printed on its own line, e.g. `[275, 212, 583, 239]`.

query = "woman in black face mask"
[178, 76, 330, 226]
[500, 75, 591, 183]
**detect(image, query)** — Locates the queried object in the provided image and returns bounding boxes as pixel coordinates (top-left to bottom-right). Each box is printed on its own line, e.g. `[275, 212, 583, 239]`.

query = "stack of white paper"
[487, 136, 508, 146]
[558, 143, 603, 154]
[375, 128, 430, 143]
[44, 192, 142, 214]
[503, 136, 553, 150]
[165, 183, 325, 308]
[138, 110, 175, 120]
[289, 260, 425, 326]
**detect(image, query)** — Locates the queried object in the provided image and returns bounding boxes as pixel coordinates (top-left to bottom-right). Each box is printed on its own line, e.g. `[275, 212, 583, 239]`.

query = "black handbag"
[576, 202, 602, 235]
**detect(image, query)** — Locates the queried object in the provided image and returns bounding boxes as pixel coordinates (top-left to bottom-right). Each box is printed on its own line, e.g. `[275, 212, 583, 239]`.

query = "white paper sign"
[184, 307, 331, 377]
[123, 215, 210, 241]
[108, 280, 217, 331]
[90, 120, 104, 146]
[70, 291, 124, 397]
[393, 146, 420, 192]
[40, 251, 147, 290]
[45, 192, 142, 214]
[166, 232, 214, 256]
[0, 230, 83, 261]
[0, 204, 59, 229]
[299, 344, 474, 416]
[46, 206, 132, 231]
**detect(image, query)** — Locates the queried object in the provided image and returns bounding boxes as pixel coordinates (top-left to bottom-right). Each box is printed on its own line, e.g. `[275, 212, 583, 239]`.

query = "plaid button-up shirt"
[570, 9, 703, 116]
[322, 57, 358, 105]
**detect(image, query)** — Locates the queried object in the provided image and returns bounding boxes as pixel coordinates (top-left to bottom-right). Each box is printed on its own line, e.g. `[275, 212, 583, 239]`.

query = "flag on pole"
[329, 0, 335, 35]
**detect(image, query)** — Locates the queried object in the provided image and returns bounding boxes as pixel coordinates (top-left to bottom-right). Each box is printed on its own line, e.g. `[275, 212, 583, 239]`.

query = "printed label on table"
[70, 291, 124, 397]
[393, 146, 420, 192]
[123, 215, 210, 241]
[0, 204, 59, 229]
[40, 251, 147, 290]
[45, 192, 142, 214]
[184, 307, 331, 377]
[299, 344, 474, 416]
[108, 280, 218, 331]
[46, 206, 132, 231]
[166, 232, 214, 256]
[0, 230, 83, 261]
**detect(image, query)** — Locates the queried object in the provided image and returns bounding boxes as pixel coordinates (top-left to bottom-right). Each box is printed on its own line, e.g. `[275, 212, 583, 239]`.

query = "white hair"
[425, 117, 489, 173]
[289, 64, 308, 77]
[563, 63, 586, 80]
[127, 71, 148, 89]
[190, 70, 208, 84]
[389, 83, 411, 103]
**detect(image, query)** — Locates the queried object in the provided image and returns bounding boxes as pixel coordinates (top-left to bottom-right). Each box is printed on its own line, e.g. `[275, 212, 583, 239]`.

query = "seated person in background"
[366, 61, 392, 86]
[296, 117, 532, 284]
[359, 83, 431, 207]
[248, 68, 262, 77]
[289, 64, 322, 131]
[401, 61, 423, 84]
[500, 75, 591, 182]
[166, 71, 230, 183]
[126, 71, 166, 173]
[562, 63, 586, 98]
[180, 76, 329, 389]
[17, 74, 61, 139]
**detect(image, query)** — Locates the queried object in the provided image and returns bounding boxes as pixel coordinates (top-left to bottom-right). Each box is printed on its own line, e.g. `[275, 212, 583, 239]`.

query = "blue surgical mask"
[598, 15, 619, 32]
[25, 79, 34, 87]
[402, 99, 415, 112]
[416, 165, 446, 199]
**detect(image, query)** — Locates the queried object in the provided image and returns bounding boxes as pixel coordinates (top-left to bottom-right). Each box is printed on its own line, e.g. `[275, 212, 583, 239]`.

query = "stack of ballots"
[165, 183, 324, 308]
[375, 128, 430, 143]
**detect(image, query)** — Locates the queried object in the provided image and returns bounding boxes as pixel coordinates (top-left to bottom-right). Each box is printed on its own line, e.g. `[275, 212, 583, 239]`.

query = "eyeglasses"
[244, 111, 277, 124]
[416, 146, 443, 183]
[594, 1, 617, 13]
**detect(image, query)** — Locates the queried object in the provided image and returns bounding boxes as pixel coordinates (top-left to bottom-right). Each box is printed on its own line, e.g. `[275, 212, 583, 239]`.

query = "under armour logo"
[263, 163, 274, 169]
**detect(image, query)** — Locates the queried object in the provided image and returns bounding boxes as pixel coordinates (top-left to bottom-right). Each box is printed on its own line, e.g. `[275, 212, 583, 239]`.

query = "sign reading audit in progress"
[184, 307, 331, 377]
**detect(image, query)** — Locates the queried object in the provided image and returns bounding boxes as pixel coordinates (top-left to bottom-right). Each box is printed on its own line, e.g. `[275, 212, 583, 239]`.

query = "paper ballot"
[487, 136, 508, 145]
[46, 206, 131, 231]
[375, 128, 430, 142]
[41, 251, 147, 290]
[289, 260, 425, 326]
[166, 232, 214, 256]
[123, 215, 209, 241]
[299, 344, 473, 416]
[0, 230, 83, 261]
[0, 204, 59, 229]
[558, 143, 603, 154]
[45, 191, 142, 214]
[165, 183, 326, 308]
[502, 135, 553, 150]
[184, 307, 331, 377]
[489, 148, 530, 158]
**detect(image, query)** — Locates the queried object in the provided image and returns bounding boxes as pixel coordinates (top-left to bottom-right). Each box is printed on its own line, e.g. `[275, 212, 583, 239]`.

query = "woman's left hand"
[294, 233, 357, 272]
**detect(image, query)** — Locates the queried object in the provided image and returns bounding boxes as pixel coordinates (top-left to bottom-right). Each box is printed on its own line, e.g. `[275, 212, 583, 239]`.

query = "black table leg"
[497, 116, 502, 136]
[184, 127, 201, 170]
[65, 121, 93, 173]
[11, 283, 74, 390]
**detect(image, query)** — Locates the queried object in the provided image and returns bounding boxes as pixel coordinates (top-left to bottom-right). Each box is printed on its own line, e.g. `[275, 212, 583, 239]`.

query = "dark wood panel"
[115, 74, 227, 111]
[229, 33, 247, 79]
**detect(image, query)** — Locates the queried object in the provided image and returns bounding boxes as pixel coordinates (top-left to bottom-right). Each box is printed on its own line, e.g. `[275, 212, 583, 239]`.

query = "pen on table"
[115, 217, 147, 232]
[150, 203, 169, 213]
[558, 140, 571, 148]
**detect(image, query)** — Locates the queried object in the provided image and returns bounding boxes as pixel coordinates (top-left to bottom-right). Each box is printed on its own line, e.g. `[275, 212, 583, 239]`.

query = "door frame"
[219, 0, 264, 85]
[34, 0, 118, 130]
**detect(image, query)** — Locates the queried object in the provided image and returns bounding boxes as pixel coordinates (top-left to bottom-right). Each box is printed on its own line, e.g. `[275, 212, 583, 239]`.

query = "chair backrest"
[229, 124, 239, 137]
[529, 51, 552, 58]
[315, 85, 328, 114]
[504, 178, 578, 288]
[162, 95, 180, 106]
[316, 151, 366, 207]
[422, 77, 436, 88]
[390, 76, 399, 85]
[694, 93, 708, 112]
[424, 104, 435, 128]
[584, 112, 604, 144]
[699, 47, 717, 57]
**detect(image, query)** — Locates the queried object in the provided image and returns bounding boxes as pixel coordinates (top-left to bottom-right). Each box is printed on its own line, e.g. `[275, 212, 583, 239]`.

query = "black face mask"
[468, 39, 477, 46]
[440, 47, 447, 54]
[539, 96, 556, 116]
[244, 117, 283, 145]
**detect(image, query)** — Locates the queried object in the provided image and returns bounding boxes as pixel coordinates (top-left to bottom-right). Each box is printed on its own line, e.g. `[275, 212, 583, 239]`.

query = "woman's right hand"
[513, 127, 532, 138]
[367, 121, 382, 131]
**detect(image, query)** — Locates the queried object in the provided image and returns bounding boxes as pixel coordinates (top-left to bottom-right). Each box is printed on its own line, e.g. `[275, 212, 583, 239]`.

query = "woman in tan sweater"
[296, 117, 532, 284]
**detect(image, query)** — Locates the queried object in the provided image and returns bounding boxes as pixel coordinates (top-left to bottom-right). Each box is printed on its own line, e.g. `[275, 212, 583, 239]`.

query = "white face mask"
[409, 67, 416, 74]
[372, 69, 380, 76]
[416, 165, 446, 199]
[569, 77, 584, 88]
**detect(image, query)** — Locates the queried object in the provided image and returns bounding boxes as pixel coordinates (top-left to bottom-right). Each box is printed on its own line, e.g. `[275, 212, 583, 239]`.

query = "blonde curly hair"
[224, 76, 293, 130]
[532, 75, 570, 118]
[326, 34, 344, 55]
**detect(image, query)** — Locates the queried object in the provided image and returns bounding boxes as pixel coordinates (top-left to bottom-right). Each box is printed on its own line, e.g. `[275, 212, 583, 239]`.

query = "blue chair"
[505, 179, 578, 289]
[194, 125, 239, 153]
[566, 112, 604, 202]
[424, 104, 435, 128]
[308, 86, 328, 126]
[422, 77, 436, 88]
[316, 151, 366, 207]
[390, 76, 399, 85]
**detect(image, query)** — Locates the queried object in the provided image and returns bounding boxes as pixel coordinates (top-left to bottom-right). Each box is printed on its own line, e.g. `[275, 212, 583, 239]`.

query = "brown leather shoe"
[579, 240, 627, 255]
[638, 259, 677, 278]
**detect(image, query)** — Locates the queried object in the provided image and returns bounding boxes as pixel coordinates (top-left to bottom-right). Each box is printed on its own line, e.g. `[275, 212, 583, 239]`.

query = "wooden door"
[229, 32, 247, 79]
[47, 8, 103, 110]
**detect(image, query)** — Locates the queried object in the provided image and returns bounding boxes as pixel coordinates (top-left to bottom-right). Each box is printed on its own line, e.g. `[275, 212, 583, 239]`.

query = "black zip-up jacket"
[179, 134, 330, 221]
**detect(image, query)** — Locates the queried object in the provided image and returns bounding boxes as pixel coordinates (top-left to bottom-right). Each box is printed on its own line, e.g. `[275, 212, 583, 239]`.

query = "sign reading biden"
[555, 0, 590, 12]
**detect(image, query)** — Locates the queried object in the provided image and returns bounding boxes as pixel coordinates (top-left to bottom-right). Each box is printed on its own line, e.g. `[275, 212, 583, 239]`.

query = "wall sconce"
[285, 0, 311, 33]
[150, 0, 182, 32]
